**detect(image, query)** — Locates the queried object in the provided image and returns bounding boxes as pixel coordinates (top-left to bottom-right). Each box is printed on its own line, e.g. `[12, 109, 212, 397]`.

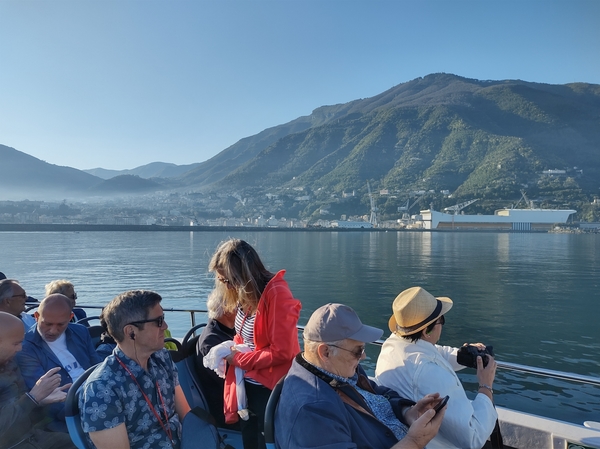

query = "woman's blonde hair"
[45, 279, 74, 297]
[208, 239, 273, 313]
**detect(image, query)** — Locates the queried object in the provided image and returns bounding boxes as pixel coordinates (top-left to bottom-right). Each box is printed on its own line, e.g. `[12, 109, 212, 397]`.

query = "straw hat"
[388, 287, 453, 336]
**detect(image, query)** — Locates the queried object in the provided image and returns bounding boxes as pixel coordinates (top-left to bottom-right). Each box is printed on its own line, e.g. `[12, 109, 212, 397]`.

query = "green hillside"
[193, 74, 600, 221]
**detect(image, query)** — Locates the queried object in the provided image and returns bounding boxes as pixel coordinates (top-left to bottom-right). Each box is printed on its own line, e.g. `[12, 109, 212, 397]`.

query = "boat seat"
[65, 363, 100, 449]
[76, 316, 104, 348]
[173, 323, 243, 447]
[264, 376, 285, 449]
[172, 323, 210, 409]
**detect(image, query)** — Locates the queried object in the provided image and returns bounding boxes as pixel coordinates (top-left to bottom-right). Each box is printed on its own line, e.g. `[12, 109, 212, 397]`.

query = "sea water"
[2, 230, 599, 425]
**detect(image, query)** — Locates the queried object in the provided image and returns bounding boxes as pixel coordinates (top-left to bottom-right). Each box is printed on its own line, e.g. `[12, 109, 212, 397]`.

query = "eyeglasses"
[217, 276, 231, 285]
[127, 315, 165, 328]
[71, 292, 77, 300]
[11, 294, 27, 300]
[328, 344, 365, 360]
[436, 315, 445, 326]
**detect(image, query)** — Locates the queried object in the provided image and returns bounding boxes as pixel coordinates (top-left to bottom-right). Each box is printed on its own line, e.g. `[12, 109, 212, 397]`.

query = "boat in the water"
[57, 305, 600, 449]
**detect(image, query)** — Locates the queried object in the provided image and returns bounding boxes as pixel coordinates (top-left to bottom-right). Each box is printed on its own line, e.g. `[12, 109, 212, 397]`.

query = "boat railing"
[35, 304, 600, 388]
[297, 324, 600, 388]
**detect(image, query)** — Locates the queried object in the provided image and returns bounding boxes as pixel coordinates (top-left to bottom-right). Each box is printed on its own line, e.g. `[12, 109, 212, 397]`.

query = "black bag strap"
[190, 406, 218, 427]
[489, 418, 504, 449]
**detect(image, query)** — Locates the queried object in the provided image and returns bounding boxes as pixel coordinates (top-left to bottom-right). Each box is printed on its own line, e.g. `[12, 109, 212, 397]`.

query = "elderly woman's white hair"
[206, 289, 227, 320]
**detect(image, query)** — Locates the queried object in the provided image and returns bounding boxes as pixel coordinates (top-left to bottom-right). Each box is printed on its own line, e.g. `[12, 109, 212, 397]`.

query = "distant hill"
[85, 161, 201, 180]
[0, 144, 103, 200]
[90, 174, 163, 193]
[0, 145, 167, 200]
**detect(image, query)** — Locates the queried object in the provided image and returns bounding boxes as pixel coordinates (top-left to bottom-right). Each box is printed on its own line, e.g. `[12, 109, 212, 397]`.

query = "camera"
[457, 344, 494, 369]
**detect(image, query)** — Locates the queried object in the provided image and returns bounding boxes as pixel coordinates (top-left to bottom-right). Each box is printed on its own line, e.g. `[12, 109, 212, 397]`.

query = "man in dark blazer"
[15, 294, 102, 432]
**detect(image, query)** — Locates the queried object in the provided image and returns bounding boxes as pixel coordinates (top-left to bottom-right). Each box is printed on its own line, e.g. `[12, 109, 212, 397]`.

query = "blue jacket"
[275, 355, 415, 449]
[15, 323, 103, 431]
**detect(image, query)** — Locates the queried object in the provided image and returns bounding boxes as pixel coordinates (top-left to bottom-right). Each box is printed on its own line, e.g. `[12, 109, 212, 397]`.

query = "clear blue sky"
[1, 0, 599, 170]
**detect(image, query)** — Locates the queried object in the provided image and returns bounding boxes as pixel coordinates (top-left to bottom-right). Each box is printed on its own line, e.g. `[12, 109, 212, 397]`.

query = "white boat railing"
[36, 304, 600, 388]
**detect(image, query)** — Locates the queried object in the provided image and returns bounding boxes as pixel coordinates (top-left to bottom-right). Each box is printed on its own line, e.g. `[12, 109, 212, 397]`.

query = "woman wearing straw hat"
[375, 287, 498, 449]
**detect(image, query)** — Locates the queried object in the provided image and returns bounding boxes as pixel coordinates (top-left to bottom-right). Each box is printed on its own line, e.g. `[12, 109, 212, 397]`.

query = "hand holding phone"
[433, 395, 449, 414]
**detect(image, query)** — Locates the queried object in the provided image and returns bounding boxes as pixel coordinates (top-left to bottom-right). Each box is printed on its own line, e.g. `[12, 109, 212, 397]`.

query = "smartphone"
[433, 395, 449, 414]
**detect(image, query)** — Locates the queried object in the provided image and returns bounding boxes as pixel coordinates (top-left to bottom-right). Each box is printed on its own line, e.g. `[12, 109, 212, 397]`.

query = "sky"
[1, 0, 599, 171]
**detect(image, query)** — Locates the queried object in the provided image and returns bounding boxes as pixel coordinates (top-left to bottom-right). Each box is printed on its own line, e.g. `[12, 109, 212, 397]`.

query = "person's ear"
[34, 311, 40, 322]
[70, 312, 74, 321]
[316, 343, 330, 361]
[123, 324, 135, 341]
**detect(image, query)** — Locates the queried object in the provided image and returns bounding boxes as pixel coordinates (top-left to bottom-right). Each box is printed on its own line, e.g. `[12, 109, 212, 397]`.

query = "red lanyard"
[115, 356, 175, 445]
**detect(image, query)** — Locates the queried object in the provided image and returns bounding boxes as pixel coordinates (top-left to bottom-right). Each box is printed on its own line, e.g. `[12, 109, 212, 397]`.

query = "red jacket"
[224, 270, 301, 423]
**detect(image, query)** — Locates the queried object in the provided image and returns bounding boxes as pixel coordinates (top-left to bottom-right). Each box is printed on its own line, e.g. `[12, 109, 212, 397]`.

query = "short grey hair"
[101, 290, 162, 343]
[206, 289, 227, 320]
[0, 280, 19, 304]
[303, 338, 344, 356]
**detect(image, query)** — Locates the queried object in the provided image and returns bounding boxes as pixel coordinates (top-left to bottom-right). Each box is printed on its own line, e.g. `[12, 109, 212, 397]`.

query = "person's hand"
[404, 393, 440, 425]
[465, 342, 487, 351]
[476, 354, 497, 394]
[224, 346, 240, 365]
[396, 407, 445, 449]
[29, 367, 62, 403]
[39, 383, 71, 405]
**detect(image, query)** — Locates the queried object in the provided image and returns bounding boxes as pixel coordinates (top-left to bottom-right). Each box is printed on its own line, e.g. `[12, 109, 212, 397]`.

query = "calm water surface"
[2, 230, 599, 425]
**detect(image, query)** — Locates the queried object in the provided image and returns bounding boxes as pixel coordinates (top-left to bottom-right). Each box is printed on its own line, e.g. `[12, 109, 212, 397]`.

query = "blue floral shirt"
[79, 347, 182, 449]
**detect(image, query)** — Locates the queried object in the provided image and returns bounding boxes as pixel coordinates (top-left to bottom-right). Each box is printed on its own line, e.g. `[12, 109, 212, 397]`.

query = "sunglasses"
[328, 344, 366, 360]
[127, 315, 165, 328]
[217, 276, 231, 285]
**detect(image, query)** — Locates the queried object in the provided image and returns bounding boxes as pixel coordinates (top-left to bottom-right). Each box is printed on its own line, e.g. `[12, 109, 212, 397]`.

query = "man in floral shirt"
[79, 290, 190, 449]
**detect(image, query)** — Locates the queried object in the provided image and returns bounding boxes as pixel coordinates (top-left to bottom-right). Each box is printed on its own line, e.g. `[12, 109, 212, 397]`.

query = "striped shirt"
[235, 307, 261, 385]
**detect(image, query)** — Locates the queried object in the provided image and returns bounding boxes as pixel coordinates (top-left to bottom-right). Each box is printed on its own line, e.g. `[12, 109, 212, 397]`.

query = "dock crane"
[514, 190, 534, 209]
[398, 196, 422, 212]
[443, 198, 479, 215]
[443, 198, 478, 230]
[367, 182, 378, 226]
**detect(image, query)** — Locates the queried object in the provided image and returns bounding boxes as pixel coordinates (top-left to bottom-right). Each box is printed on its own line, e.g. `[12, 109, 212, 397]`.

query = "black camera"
[457, 345, 494, 369]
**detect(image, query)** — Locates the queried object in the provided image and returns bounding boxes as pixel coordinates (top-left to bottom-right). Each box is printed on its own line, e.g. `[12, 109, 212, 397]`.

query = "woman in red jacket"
[209, 238, 301, 449]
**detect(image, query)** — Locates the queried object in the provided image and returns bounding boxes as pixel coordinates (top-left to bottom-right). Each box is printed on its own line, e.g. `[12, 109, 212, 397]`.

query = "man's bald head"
[35, 294, 73, 342]
[0, 311, 25, 365]
[38, 294, 73, 315]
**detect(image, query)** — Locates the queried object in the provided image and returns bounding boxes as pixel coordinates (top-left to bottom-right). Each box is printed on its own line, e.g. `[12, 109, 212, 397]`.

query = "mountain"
[0, 144, 103, 200]
[177, 115, 319, 186]
[180, 73, 600, 217]
[90, 174, 163, 193]
[84, 161, 202, 180]
[0, 145, 167, 200]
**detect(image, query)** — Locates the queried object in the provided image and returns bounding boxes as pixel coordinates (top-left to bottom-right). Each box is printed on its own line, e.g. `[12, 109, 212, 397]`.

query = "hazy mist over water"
[1, 230, 599, 424]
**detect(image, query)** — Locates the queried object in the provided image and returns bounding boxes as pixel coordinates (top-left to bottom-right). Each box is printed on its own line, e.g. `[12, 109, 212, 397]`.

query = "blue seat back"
[264, 376, 285, 449]
[65, 363, 100, 449]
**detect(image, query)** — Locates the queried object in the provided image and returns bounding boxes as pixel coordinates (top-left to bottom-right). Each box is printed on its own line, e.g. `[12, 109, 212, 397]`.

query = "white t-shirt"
[44, 331, 86, 382]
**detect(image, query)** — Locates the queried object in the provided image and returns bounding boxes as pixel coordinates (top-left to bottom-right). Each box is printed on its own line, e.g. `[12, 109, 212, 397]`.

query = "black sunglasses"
[127, 315, 165, 328]
[328, 344, 365, 360]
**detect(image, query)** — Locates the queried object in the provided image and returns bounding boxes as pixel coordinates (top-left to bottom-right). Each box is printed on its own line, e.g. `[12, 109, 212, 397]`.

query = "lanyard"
[115, 356, 175, 445]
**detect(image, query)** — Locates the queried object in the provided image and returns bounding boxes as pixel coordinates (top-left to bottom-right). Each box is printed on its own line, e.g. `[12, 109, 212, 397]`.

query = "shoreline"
[0, 223, 559, 233]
